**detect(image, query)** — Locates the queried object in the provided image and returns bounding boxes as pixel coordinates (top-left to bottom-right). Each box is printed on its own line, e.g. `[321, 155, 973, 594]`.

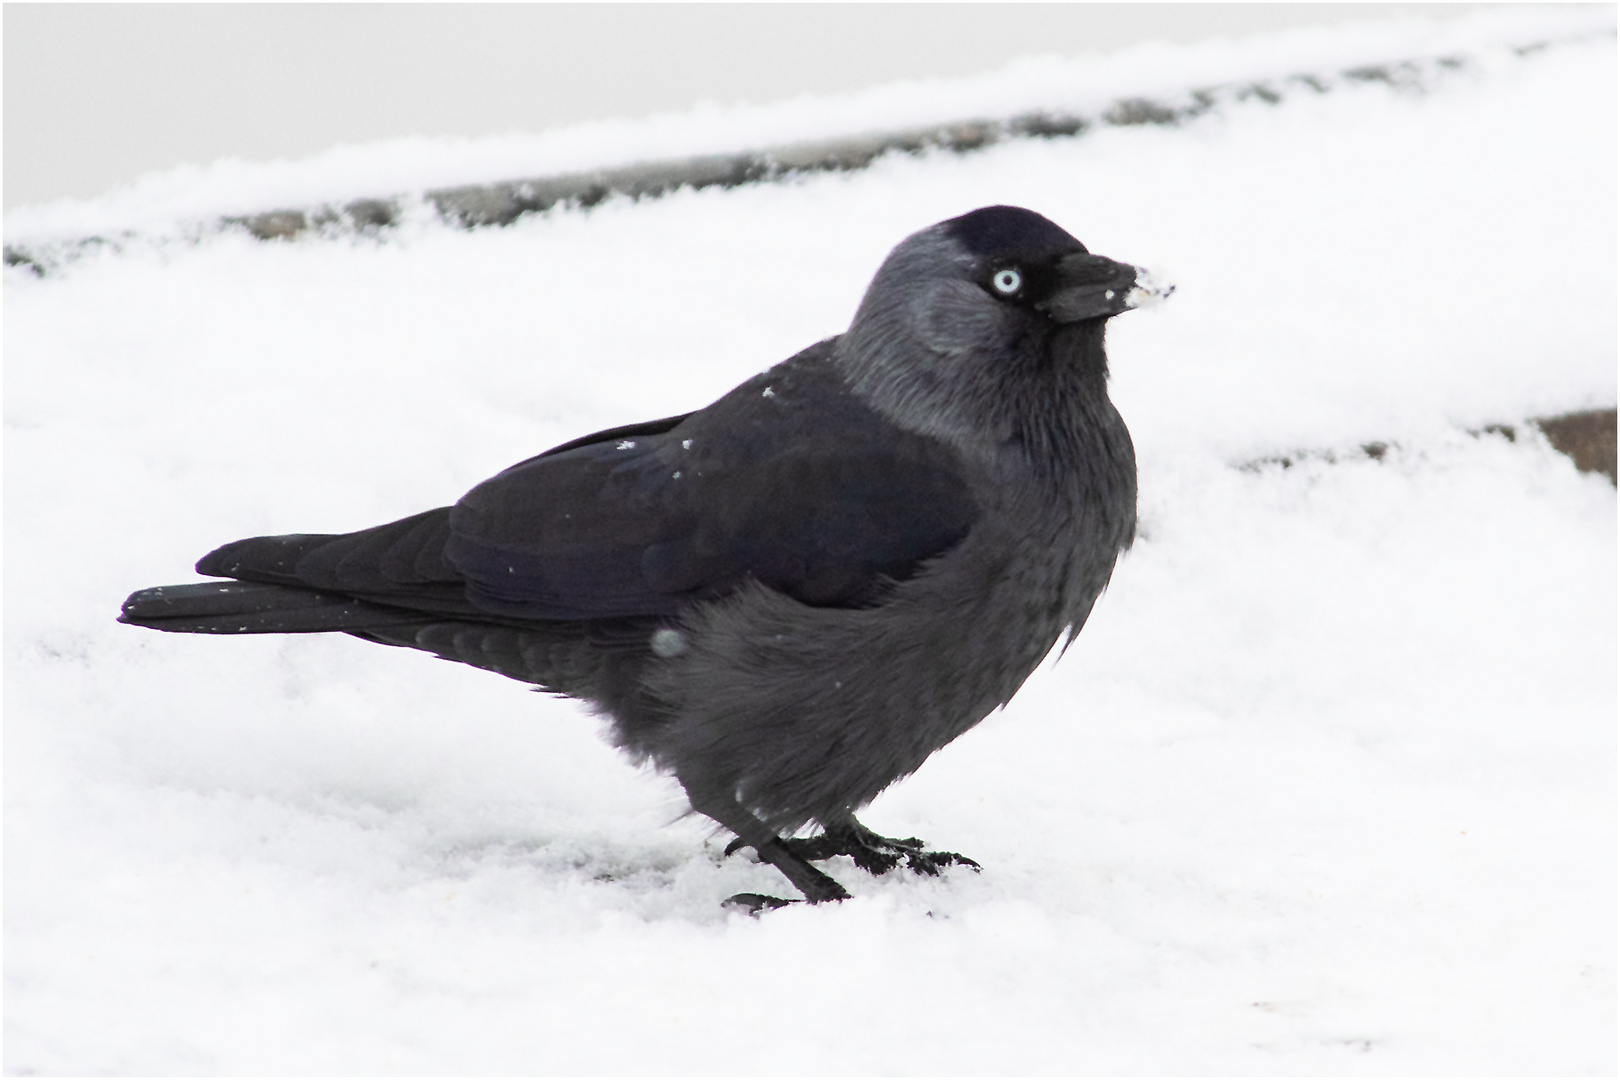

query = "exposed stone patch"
[1240, 409, 1618, 485]
[1530, 409, 1616, 484]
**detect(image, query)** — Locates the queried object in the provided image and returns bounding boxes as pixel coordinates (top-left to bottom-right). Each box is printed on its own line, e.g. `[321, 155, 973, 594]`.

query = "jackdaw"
[120, 205, 1165, 909]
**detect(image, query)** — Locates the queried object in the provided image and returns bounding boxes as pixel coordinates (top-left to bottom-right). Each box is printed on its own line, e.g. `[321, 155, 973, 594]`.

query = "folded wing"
[188, 341, 980, 624]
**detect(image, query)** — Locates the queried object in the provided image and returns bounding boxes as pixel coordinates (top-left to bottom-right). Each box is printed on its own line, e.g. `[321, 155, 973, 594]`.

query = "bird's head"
[835, 206, 1170, 452]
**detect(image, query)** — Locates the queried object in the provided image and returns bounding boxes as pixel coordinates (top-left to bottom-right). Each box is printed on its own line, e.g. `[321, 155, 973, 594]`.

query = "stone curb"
[1243, 409, 1617, 486]
[4, 34, 1601, 271]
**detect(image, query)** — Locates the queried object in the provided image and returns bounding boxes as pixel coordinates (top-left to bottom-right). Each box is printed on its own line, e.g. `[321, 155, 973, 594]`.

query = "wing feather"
[447, 341, 979, 619]
[197, 340, 980, 624]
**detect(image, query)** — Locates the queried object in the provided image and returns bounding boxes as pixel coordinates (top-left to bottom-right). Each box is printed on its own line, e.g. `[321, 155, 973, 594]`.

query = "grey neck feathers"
[831, 232, 1123, 482]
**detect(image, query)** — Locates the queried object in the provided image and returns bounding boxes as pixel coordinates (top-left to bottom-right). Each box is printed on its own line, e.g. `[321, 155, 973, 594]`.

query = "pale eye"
[992, 268, 1023, 295]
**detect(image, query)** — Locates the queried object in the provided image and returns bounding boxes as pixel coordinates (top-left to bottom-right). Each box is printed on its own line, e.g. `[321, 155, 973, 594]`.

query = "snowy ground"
[6, 11, 1616, 1075]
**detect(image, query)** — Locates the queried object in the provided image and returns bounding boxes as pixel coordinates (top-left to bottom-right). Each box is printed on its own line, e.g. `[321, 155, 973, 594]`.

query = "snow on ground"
[6, 12, 1615, 1075]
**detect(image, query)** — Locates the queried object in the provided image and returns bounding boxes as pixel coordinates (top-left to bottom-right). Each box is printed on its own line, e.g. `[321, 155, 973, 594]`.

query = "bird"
[120, 205, 1165, 910]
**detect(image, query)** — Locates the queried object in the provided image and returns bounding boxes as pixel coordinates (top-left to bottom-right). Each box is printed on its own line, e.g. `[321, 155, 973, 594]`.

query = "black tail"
[120, 507, 477, 634]
[119, 581, 652, 697]
[119, 519, 662, 698]
[118, 581, 430, 634]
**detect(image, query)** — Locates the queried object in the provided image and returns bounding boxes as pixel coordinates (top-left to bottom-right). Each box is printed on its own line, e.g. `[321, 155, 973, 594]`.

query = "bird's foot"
[730, 822, 980, 877]
[721, 892, 799, 915]
[801, 824, 981, 877]
[717, 836, 851, 910]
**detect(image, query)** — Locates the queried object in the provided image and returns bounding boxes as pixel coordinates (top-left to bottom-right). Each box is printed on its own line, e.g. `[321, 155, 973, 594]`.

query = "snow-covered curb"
[1245, 409, 1618, 486]
[5, 18, 1612, 275]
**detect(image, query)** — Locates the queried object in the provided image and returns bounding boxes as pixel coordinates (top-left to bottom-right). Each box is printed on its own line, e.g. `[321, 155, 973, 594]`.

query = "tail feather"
[119, 581, 428, 634]
[194, 534, 339, 586]
[195, 510, 457, 594]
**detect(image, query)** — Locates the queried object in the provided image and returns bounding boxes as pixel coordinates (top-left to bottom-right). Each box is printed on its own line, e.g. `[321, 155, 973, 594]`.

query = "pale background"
[6, 7, 1614, 1072]
[5, 2, 1509, 210]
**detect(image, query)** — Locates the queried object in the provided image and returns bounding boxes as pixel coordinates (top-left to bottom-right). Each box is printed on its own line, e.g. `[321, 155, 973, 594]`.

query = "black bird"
[120, 206, 1164, 909]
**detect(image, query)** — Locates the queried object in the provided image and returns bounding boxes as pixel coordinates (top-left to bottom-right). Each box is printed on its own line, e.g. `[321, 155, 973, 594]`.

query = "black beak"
[1035, 252, 1174, 323]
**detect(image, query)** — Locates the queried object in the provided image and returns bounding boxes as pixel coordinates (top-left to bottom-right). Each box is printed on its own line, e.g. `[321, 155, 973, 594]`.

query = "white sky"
[3, 2, 1516, 209]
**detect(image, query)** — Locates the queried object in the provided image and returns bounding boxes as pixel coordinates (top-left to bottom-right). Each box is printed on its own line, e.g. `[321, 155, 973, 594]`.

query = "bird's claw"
[899, 847, 982, 876]
[722, 892, 799, 915]
[763, 823, 981, 877]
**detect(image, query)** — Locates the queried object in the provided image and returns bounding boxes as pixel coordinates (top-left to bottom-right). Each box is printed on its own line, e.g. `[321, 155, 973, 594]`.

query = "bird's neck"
[1001, 319, 1122, 475]
[831, 318, 1122, 481]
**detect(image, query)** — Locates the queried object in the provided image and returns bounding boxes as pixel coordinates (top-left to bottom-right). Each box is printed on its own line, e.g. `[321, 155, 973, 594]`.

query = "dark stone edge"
[1241, 408, 1618, 485]
[6, 33, 1606, 275]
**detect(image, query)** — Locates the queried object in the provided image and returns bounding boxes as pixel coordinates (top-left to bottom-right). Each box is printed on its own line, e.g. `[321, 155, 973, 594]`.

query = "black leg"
[683, 785, 851, 908]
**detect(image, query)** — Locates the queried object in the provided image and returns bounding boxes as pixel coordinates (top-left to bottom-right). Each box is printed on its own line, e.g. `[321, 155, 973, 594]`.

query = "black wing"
[183, 340, 979, 624]
[445, 340, 980, 620]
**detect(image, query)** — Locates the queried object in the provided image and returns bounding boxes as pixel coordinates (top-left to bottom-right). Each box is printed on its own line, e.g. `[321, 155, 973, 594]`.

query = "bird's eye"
[991, 268, 1023, 295]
